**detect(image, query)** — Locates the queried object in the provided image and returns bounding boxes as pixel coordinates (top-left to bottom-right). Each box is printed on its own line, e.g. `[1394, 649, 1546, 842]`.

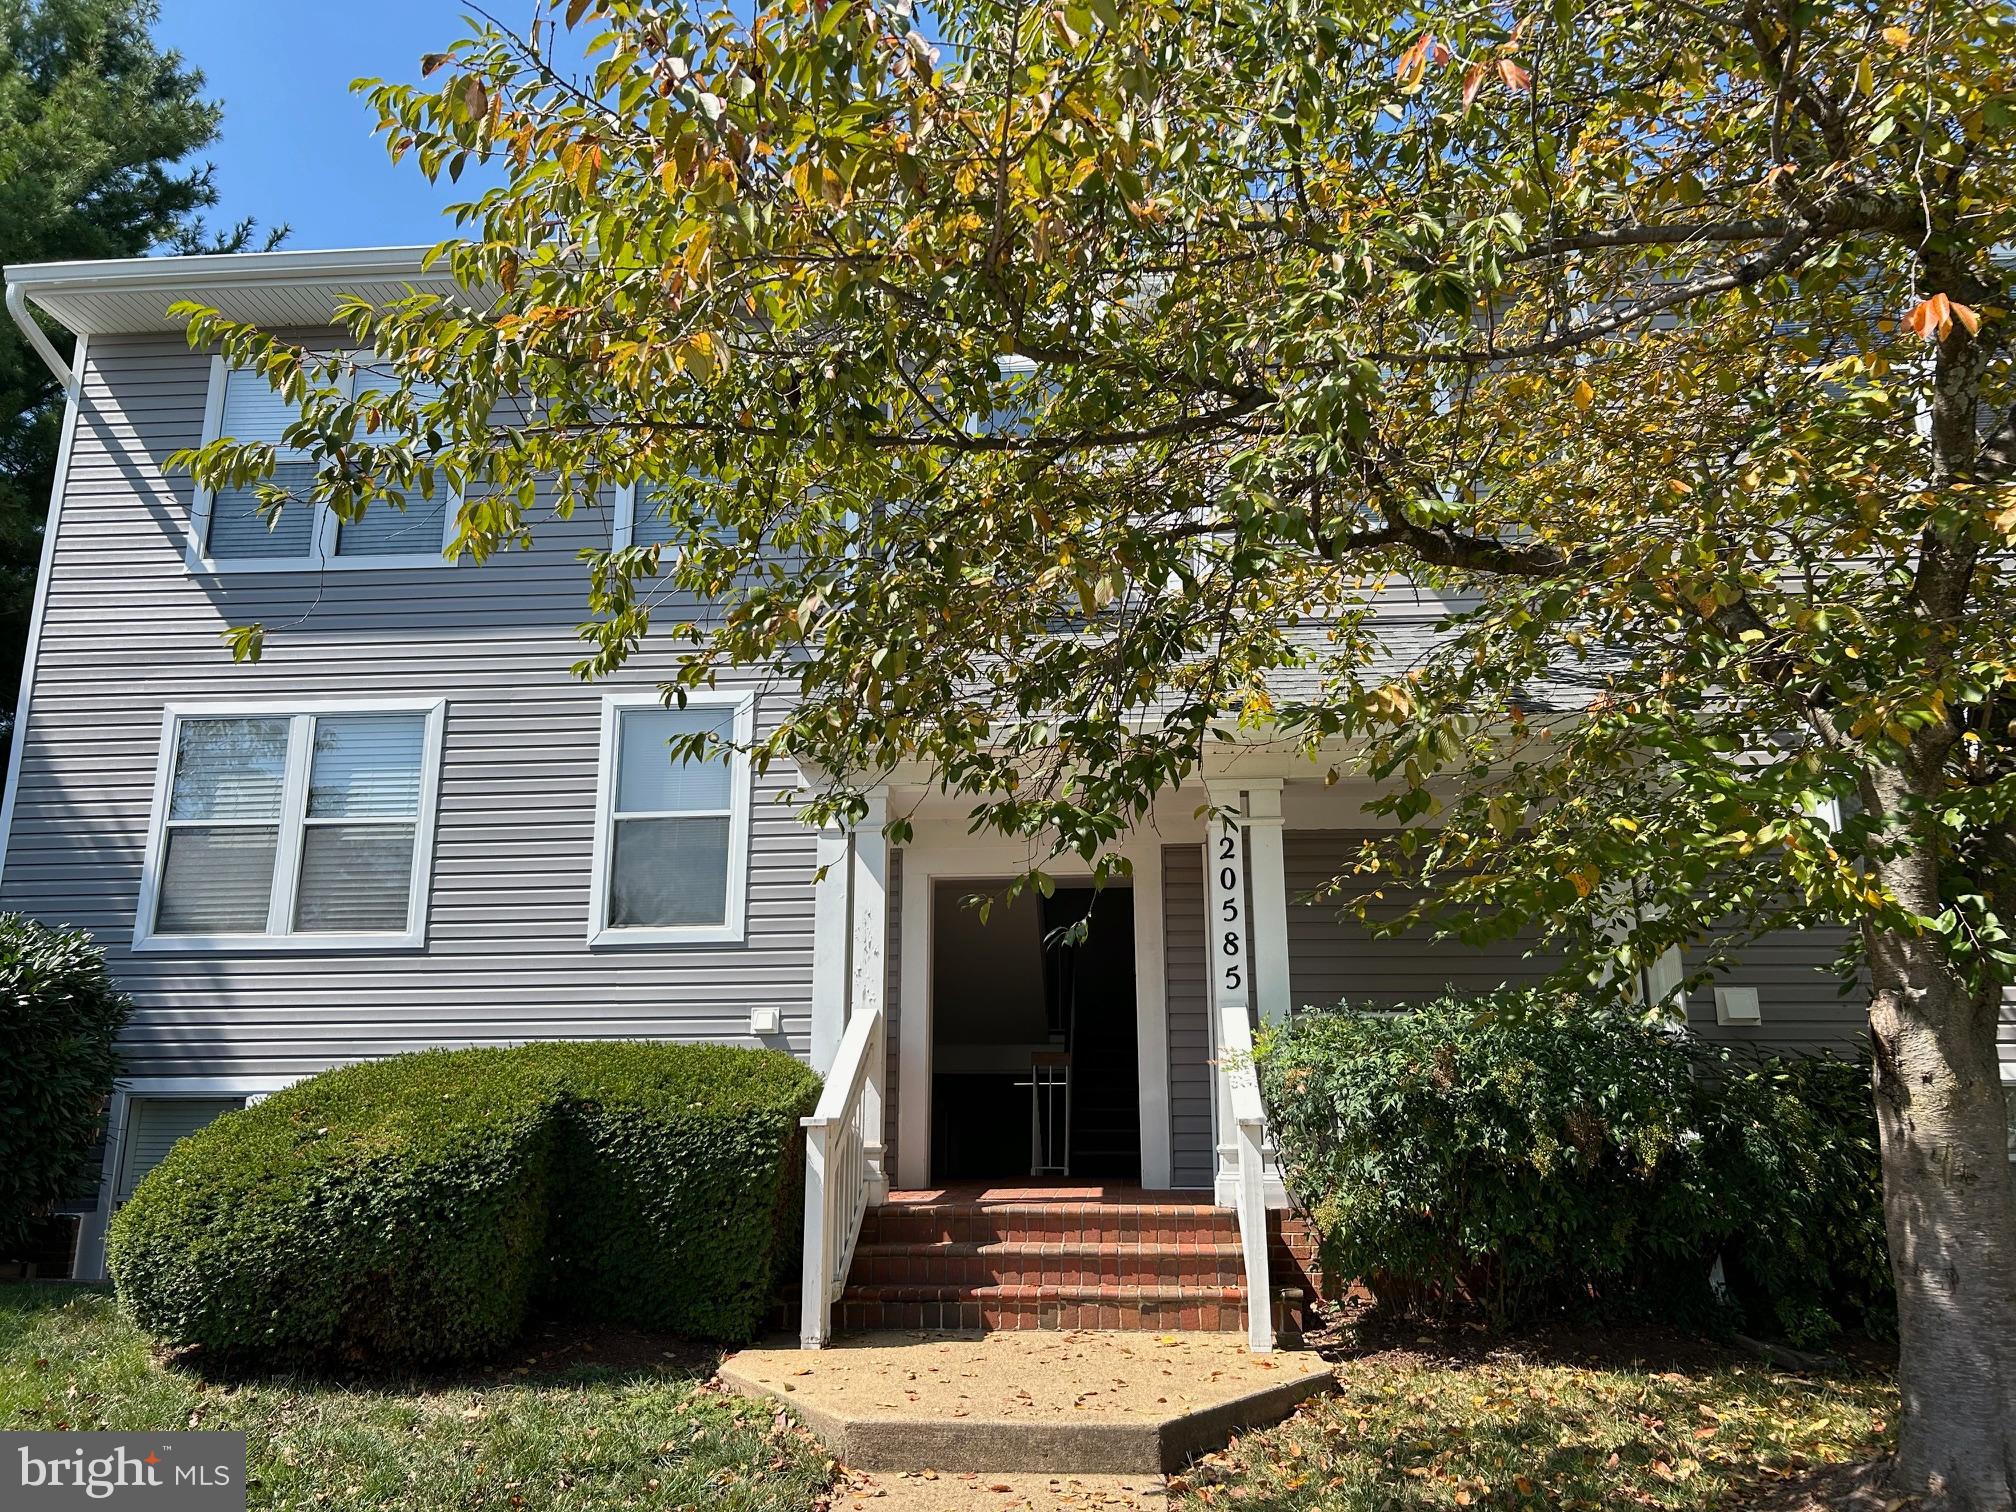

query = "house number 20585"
[1217, 824, 1245, 995]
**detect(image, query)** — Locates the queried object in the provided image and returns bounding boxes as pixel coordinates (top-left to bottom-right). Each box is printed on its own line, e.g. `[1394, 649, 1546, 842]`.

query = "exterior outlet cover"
[749, 1005, 782, 1036]
[1714, 986, 1762, 1026]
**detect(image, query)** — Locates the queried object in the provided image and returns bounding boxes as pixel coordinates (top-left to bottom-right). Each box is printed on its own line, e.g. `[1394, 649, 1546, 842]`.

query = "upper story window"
[588, 691, 753, 947]
[975, 355, 1043, 437]
[135, 700, 446, 952]
[187, 356, 456, 572]
[614, 479, 738, 551]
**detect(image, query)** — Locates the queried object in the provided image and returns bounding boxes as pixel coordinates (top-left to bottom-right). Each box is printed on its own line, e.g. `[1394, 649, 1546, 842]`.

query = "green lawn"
[0, 1285, 832, 1512]
[1170, 1346, 1896, 1510]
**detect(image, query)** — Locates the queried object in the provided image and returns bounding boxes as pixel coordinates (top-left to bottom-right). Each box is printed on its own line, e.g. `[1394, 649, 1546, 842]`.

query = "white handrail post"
[863, 1005, 889, 1202]
[797, 1002, 885, 1348]
[1237, 1112, 1273, 1353]
[800, 1117, 835, 1348]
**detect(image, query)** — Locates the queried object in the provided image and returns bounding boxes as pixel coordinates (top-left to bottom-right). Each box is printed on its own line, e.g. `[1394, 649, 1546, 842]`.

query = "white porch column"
[809, 819, 852, 1076]
[1129, 840, 1173, 1191]
[895, 839, 932, 1190]
[851, 790, 890, 1199]
[1244, 783, 1292, 1029]
[1203, 786, 1253, 1202]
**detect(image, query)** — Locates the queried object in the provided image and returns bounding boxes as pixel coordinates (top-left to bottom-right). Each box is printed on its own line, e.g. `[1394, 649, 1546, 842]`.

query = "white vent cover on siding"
[117, 1098, 243, 1202]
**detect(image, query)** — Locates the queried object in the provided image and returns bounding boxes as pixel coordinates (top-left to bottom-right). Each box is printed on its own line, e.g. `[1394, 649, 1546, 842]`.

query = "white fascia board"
[3, 245, 437, 295]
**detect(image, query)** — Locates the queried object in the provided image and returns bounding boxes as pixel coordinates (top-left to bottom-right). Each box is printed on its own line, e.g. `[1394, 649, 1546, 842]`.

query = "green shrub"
[1706, 1048, 1892, 1345]
[1258, 988, 1890, 1339]
[1259, 990, 1718, 1321]
[107, 1042, 819, 1370]
[0, 916, 130, 1246]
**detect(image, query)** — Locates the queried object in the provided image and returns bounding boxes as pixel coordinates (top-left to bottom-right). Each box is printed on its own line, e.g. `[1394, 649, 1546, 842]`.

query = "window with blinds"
[590, 696, 752, 944]
[138, 703, 443, 950]
[332, 375, 451, 561]
[620, 478, 738, 551]
[193, 358, 455, 569]
[204, 367, 319, 561]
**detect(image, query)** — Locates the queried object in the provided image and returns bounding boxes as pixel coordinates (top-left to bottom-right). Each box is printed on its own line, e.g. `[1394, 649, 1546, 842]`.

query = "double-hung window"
[136, 701, 446, 951]
[187, 355, 455, 571]
[589, 692, 753, 945]
[614, 478, 739, 551]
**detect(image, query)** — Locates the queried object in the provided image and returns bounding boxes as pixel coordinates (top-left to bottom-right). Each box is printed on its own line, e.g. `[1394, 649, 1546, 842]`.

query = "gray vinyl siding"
[1284, 833, 1873, 1056]
[1162, 844, 1215, 1189]
[1283, 830, 1560, 1009]
[1682, 927, 1866, 1055]
[0, 333, 817, 1080]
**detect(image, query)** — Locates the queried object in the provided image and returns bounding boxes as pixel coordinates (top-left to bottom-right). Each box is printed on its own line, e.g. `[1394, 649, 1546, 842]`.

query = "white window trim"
[612, 482, 646, 550]
[184, 353, 460, 573]
[132, 697, 447, 953]
[588, 688, 755, 947]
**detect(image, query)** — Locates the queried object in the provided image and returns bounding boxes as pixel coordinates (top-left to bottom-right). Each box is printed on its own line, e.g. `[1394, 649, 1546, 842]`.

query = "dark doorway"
[929, 882, 1141, 1183]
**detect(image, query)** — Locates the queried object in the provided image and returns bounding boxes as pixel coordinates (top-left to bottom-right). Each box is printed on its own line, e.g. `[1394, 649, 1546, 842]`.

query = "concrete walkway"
[719, 1330, 1335, 1474]
[832, 1468, 1169, 1509]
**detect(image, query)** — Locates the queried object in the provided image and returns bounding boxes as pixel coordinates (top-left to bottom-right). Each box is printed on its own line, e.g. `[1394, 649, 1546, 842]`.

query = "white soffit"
[2, 246, 476, 336]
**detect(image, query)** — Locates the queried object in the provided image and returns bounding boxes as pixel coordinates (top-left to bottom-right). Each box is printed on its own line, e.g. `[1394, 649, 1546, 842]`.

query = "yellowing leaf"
[1905, 292, 1977, 340]
[1571, 378, 1595, 411]
[1882, 24, 1912, 45]
[1394, 32, 1432, 87]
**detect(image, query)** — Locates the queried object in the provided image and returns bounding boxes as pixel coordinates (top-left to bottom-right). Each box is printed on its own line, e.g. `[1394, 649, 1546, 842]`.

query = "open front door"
[928, 881, 1141, 1183]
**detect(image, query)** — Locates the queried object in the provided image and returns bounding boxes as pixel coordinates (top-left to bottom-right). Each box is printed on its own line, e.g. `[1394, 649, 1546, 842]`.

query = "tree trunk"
[1865, 919, 2016, 1508]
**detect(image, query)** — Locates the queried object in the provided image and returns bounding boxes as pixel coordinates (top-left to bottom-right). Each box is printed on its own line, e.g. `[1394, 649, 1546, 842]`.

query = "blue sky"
[154, 2, 511, 252]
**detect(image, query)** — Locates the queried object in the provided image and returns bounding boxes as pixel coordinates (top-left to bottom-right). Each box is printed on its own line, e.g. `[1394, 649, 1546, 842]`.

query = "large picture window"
[589, 693, 753, 945]
[187, 356, 454, 571]
[135, 701, 445, 951]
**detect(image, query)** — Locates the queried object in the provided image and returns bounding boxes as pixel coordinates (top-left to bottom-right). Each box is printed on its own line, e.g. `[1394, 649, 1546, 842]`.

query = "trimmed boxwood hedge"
[106, 1042, 820, 1370]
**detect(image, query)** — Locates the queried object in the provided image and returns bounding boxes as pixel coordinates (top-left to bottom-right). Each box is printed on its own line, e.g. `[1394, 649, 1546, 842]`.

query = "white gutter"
[6, 280, 76, 399]
[6, 243, 435, 296]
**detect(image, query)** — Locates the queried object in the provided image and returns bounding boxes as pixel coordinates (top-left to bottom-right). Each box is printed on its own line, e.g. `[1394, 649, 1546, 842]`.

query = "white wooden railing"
[1217, 1001, 1275, 1354]
[799, 1001, 886, 1348]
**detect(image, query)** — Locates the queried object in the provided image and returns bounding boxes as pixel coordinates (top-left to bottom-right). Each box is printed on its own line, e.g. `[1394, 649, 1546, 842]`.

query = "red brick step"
[826, 1189, 1317, 1337]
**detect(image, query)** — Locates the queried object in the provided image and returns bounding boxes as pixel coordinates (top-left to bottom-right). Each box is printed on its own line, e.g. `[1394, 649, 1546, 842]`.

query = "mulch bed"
[1306, 1295, 1761, 1373]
